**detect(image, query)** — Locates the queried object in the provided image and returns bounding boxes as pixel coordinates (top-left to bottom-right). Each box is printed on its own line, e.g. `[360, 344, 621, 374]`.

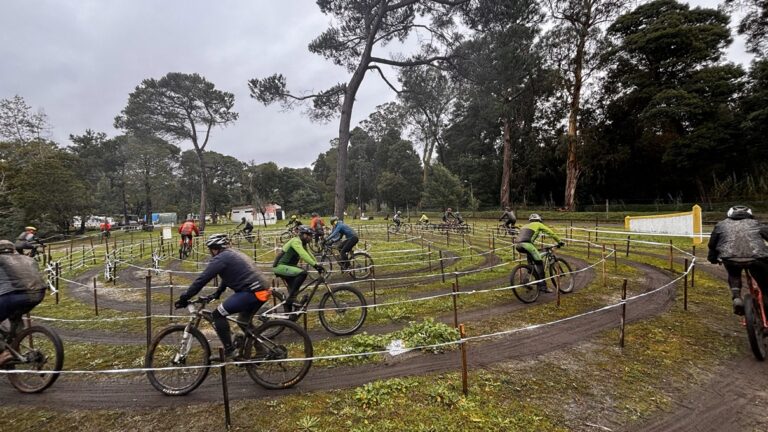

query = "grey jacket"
[0, 253, 46, 297]
[707, 216, 768, 263]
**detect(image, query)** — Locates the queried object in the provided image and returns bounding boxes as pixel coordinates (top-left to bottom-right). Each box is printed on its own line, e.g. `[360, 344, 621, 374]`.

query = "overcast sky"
[0, 0, 752, 168]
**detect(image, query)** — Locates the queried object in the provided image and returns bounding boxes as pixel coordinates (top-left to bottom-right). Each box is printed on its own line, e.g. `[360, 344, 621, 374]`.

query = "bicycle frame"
[746, 271, 768, 329]
[261, 276, 331, 317]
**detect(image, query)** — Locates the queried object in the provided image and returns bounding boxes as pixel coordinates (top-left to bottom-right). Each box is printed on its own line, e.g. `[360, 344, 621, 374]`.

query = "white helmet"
[528, 213, 542, 222]
[205, 233, 229, 249]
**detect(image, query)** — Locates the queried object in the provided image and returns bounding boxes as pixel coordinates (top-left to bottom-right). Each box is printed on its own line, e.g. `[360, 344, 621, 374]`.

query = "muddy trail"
[0, 255, 672, 409]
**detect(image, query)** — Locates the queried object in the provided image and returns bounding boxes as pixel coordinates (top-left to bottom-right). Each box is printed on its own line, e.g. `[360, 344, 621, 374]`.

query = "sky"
[0, 0, 753, 169]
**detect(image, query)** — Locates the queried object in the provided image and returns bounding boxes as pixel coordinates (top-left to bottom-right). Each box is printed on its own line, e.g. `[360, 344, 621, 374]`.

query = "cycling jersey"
[181, 248, 266, 299]
[517, 221, 562, 244]
[310, 216, 325, 231]
[178, 221, 199, 236]
[275, 237, 318, 268]
[326, 221, 357, 243]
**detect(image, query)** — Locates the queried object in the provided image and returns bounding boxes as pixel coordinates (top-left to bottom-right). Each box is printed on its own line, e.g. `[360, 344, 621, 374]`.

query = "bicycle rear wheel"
[549, 258, 575, 293]
[744, 294, 767, 361]
[244, 319, 313, 389]
[349, 252, 373, 280]
[318, 285, 367, 335]
[510, 264, 539, 303]
[7, 326, 64, 393]
[145, 325, 211, 396]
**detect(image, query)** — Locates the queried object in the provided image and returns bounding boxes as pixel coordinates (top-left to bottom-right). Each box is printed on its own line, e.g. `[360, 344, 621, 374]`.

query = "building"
[230, 204, 284, 225]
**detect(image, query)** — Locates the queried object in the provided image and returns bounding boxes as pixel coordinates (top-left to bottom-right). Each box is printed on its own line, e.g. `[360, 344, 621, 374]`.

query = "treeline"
[1, 0, 767, 237]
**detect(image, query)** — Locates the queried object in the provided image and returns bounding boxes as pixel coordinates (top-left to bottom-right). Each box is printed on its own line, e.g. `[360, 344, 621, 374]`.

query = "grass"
[0, 220, 746, 431]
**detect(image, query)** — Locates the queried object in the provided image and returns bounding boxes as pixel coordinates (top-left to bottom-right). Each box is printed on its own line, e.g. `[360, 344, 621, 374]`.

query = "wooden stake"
[93, 276, 99, 316]
[620, 279, 627, 348]
[459, 324, 468, 396]
[684, 258, 689, 311]
[146, 271, 152, 349]
[219, 348, 232, 431]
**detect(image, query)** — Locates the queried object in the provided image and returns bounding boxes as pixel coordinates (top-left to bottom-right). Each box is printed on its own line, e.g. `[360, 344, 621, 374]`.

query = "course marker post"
[93, 276, 98, 316]
[620, 279, 627, 348]
[218, 348, 232, 431]
[459, 324, 468, 396]
[684, 258, 689, 311]
[439, 250, 445, 283]
[145, 270, 152, 349]
[669, 240, 674, 271]
[691, 246, 696, 288]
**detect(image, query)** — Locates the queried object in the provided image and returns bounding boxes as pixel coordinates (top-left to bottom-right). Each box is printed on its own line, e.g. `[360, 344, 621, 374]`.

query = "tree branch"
[370, 55, 452, 67]
[368, 66, 403, 93]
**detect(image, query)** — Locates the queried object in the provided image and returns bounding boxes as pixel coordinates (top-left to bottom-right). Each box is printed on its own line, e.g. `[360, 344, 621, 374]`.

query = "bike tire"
[254, 289, 297, 338]
[744, 293, 767, 361]
[7, 326, 64, 393]
[510, 264, 539, 303]
[244, 319, 313, 389]
[387, 224, 399, 234]
[349, 252, 373, 280]
[145, 325, 211, 396]
[319, 254, 336, 275]
[318, 285, 367, 335]
[550, 258, 575, 294]
[279, 231, 293, 243]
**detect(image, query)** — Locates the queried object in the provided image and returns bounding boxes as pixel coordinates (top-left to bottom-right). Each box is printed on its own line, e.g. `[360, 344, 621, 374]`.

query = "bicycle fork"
[174, 325, 196, 363]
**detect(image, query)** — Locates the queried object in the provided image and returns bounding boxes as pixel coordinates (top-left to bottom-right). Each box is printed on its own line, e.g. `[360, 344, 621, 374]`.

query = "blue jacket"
[182, 248, 266, 299]
[326, 221, 357, 243]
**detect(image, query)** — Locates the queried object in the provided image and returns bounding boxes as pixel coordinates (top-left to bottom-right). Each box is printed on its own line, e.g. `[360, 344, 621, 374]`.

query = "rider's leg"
[212, 292, 261, 358]
[723, 262, 745, 314]
[518, 242, 549, 292]
[273, 265, 307, 309]
[339, 237, 359, 268]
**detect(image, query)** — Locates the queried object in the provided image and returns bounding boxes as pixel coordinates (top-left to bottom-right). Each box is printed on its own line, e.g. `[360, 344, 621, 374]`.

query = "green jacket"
[517, 221, 561, 244]
[274, 237, 317, 267]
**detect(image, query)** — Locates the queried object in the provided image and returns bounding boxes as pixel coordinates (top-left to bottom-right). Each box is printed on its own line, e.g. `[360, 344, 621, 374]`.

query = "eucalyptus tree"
[542, 0, 626, 210]
[452, 0, 546, 208]
[0, 95, 49, 144]
[124, 135, 180, 224]
[248, 0, 469, 217]
[115, 72, 238, 231]
[726, 0, 768, 56]
[243, 161, 281, 226]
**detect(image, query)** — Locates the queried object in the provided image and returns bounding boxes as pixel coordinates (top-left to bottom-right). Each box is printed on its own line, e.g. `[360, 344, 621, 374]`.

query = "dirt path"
[0, 258, 669, 409]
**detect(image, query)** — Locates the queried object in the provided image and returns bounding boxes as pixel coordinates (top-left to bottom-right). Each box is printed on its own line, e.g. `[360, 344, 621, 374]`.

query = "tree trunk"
[500, 118, 513, 208]
[145, 177, 152, 227]
[195, 150, 208, 232]
[563, 28, 587, 211]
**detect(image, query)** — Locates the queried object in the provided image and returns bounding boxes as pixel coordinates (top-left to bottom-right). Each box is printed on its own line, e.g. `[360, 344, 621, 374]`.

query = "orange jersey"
[178, 221, 199, 235]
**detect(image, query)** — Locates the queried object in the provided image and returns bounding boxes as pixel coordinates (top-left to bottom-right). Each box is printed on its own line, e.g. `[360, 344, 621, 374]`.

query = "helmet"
[330, 216, 339, 225]
[205, 233, 229, 249]
[447, 208, 452, 212]
[290, 215, 297, 220]
[241, 217, 246, 222]
[0, 240, 15, 254]
[727, 205, 753, 219]
[504, 207, 510, 211]
[396, 211, 401, 215]
[297, 225, 314, 236]
[25, 226, 37, 232]
[311, 212, 318, 217]
[528, 213, 542, 222]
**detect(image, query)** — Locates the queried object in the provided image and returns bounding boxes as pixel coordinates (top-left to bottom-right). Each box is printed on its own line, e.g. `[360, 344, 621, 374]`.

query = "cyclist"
[393, 211, 402, 228]
[286, 215, 302, 230]
[178, 218, 200, 248]
[515, 214, 565, 293]
[707, 205, 768, 315]
[236, 217, 254, 237]
[309, 212, 325, 244]
[442, 208, 455, 224]
[0, 240, 47, 366]
[455, 212, 465, 225]
[174, 234, 270, 360]
[15, 226, 43, 257]
[325, 216, 359, 270]
[273, 225, 325, 312]
[99, 220, 112, 239]
[499, 207, 517, 230]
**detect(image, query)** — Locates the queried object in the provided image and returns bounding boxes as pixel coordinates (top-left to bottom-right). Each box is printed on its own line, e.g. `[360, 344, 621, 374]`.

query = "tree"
[421, 163, 464, 209]
[374, 130, 423, 209]
[543, 0, 626, 210]
[115, 72, 238, 231]
[0, 95, 49, 143]
[124, 135, 180, 224]
[726, 0, 768, 56]
[249, 0, 469, 217]
[244, 162, 282, 226]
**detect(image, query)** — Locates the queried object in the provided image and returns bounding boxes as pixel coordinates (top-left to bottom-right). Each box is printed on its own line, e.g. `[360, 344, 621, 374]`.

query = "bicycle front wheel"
[145, 325, 211, 396]
[244, 319, 313, 389]
[318, 286, 367, 335]
[279, 231, 293, 243]
[549, 258, 575, 293]
[8, 326, 64, 393]
[510, 264, 539, 303]
[387, 224, 399, 234]
[349, 252, 373, 280]
[744, 294, 767, 361]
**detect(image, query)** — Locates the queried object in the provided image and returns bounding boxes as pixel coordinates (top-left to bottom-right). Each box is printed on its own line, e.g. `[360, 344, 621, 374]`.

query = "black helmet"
[727, 205, 753, 219]
[0, 240, 15, 254]
[205, 233, 229, 249]
[330, 216, 339, 225]
[297, 225, 314, 236]
[241, 217, 246, 222]
[529, 213, 542, 222]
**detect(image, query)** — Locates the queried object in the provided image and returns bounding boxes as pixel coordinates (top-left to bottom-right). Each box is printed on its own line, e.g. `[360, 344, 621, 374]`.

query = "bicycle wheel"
[349, 252, 373, 280]
[510, 264, 539, 303]
[744, 294, 767, 361]
[145, 325, 211, 396]
[387, 224, 399, 234]
[318, 285, 367, 335]
[279, 231, 293, 243]
[243, 319, 313, 389]
[7, 326, 64, 393]
[319, 254, 336, 275]
[549, 258, 575, 294]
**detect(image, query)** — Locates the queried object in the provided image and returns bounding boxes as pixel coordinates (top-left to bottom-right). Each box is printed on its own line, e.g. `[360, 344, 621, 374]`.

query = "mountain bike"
[179, 236, 193, 259]
[496, 223, 519, 237]
[264, 272, 367, 336]
[510, 245, 574, 303]
[145, 297, 313, 396]
[235, 228, 255, 244]
[387, 222, 412, 234]
[741, 268, 768, 360]
[0, 313, 64, 393]
[279, 226, 299, 243]
[307, 228, 327, 254]
[437, 220, 470, 234]
[318, 241, 373, 280]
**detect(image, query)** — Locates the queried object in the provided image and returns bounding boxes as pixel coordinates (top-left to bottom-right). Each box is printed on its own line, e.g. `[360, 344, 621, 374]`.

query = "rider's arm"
[326, 224, 342, 243]
[286, 237, 317, 266]
[707, 224, 721, 263]
[182, 255, 226, 299]
[539, 224, 562, 243]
